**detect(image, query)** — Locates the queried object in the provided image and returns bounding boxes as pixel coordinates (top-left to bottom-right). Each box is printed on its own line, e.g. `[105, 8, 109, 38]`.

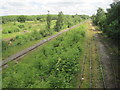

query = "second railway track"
[94, 34, 107, 88]
[98, 34, 119, 88]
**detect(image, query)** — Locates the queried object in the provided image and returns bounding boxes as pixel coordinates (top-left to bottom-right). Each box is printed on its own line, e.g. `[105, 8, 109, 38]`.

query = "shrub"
[18, 24, 25, 29]
[14, 27, 20, 32]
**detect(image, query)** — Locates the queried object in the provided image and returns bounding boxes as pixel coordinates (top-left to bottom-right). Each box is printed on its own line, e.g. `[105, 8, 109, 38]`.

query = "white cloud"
[0, 0, 114, 16]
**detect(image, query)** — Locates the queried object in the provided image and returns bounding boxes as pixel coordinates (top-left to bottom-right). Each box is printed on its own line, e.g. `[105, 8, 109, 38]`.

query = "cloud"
[0, 0, 114, 16]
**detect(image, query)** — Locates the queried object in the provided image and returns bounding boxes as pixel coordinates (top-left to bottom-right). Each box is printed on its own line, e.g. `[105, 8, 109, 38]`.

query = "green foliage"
[104, 1, 120, 41]
[17, 15, 27, 23]
[92, 1, 120, 43]
[46, 11, 51, 29]
[54, 11, 64, 32]
[17, 24, 25, 29]
[2, 25, 86, 88]
[92, 8, 106, 30]
[2, 14, 88, 60]
[2, 27, 20, 34]
[2, 16, 17, 24]
[2, 41, 8, 51]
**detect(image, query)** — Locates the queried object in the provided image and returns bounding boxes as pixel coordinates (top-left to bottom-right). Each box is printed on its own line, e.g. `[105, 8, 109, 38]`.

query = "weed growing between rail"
[2, 24, 87, 88]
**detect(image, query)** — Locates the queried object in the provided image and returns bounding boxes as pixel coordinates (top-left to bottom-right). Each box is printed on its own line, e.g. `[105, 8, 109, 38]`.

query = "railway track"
[98, 34, 118, 88]
[79, 21, 118, 88]
[0, 23, 84, 69]
[89, 37, 93, 89]
[79, 28, 93, 88]
[90, 32, 107, 89]
[79, 26, 107, 88]
[94, 34, 107, 89]
[94, 32, 119, 88]
[79, 40, 88, 88]
[103, 41, 118, 88]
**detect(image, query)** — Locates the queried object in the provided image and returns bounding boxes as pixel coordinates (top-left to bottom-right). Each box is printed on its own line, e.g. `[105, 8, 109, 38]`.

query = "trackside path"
[0, 21, 86, 68]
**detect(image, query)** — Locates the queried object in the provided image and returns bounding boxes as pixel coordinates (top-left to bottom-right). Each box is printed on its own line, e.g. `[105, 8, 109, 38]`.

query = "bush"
[17, 15, 27, 23]
[2, 41, 8, 51]
[14, 27, 20, 32]
[2, 29, 8, 34]
[17, 24, 25, 29]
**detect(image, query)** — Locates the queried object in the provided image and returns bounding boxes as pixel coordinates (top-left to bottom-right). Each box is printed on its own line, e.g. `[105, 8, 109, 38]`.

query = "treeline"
[92, 1, 120, 44]
[47, 11, 89, 32]
[1, 15, 55, 24]
[2, 11, 89, 34]
[1, 14, 89, 24]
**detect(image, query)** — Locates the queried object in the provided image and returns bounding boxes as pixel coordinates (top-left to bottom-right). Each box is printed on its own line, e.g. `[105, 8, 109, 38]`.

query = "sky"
[0, 0, 114, 16]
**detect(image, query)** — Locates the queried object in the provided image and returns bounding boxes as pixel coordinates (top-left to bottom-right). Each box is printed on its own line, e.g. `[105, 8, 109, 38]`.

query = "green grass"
[2, 20, 56, 40]
[2, 20, 57, 60]
[2, 23, 87, 88]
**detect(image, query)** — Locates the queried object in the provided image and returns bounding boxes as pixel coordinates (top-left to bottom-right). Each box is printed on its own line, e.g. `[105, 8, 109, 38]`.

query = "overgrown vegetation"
[92, 1, 120, 45]
[2, 24, 86, 88]
[54, 11, 64, 31]
[2, 12, 89, 87]
[17, 15, 27, 23]
[2, 13, 89, 59]
[46, 11, 51, 29]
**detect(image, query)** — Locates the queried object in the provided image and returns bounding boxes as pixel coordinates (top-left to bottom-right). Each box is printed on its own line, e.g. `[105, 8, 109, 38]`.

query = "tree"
[92, 1, 120, 44]
[92, 8, 106, 30]
[17, 15, 27, 23]
[104, 1, 120, 40]
[54, 11, 64, 32]
[46, 10, 51, 29]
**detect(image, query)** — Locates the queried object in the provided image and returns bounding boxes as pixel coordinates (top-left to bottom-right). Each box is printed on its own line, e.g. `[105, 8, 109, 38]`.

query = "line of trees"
[46, 11, 89, 32]
[1, 14, 89, 24]
[92, 1, 120, 44]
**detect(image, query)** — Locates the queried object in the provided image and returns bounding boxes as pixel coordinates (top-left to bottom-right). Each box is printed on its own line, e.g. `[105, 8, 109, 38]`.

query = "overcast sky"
[0, 0, 114, 16]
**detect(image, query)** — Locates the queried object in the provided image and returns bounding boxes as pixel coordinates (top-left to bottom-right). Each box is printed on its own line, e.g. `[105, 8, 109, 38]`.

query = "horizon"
[0, 14, 90, 17]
